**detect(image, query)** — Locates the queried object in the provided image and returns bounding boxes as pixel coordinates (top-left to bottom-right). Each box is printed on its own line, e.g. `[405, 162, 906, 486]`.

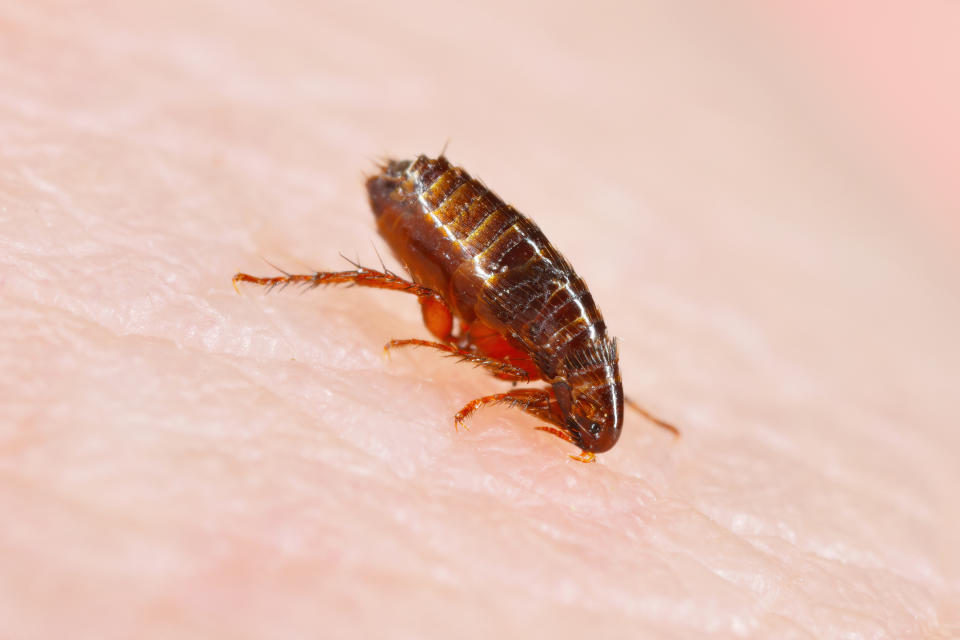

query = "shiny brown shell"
[367, 156, 624, 453]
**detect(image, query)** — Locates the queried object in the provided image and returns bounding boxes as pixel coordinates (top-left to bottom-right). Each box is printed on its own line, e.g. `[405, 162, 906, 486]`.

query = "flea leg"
[233, 261, 457, 341]
[233, 263, 437, 299]
[454, 387, 591, 462]
[625, 396, 680, 439]
[533, 426, 596, 463]
[454, 388, 556, 431]
[384, 339, 529, 381]
[417, 296, 454, 342]
[454, 322, 540, 382]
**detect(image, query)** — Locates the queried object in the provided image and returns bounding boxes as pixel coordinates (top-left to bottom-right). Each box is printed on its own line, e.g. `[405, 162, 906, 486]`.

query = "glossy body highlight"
[367, 156, 624, 453]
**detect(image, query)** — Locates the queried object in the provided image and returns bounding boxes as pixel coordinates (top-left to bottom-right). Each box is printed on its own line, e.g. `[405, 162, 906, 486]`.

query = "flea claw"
[231, 275, 243, 296]
[535, 426, 594, 462]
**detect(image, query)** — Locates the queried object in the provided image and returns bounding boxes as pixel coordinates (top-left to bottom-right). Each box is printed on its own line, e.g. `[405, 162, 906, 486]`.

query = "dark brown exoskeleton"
[233, 155, 677, 462]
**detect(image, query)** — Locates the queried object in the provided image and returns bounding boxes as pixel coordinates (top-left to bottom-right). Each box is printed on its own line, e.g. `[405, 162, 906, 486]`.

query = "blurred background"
[2, 1, 958, 638]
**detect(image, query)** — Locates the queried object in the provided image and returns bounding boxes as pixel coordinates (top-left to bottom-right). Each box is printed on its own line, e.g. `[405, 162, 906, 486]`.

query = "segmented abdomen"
[368, 155, 610, 379]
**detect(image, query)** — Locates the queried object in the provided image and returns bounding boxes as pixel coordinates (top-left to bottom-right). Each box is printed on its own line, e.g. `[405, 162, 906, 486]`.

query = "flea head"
[553, 342, 624, 454]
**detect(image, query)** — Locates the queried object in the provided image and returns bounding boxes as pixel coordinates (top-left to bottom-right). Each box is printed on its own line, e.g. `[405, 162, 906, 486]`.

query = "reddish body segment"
[234, 155, 676, 461]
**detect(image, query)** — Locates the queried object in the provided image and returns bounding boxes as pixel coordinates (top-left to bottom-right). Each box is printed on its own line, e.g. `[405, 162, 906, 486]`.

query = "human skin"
[1, 2, 958, 639]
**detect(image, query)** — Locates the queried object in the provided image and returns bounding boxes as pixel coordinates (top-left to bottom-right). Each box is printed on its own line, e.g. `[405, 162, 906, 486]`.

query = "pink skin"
[2, 2, 958, 638]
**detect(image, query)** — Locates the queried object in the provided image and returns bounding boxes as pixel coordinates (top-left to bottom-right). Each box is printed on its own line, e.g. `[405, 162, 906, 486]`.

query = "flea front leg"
[453, 388, 557, 431]
[531, 426, 596, 464]
[452, 388, 594, 463]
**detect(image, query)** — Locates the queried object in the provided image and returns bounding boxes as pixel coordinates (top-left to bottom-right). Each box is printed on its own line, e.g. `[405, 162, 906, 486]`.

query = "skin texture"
[1, 2, 958, 639]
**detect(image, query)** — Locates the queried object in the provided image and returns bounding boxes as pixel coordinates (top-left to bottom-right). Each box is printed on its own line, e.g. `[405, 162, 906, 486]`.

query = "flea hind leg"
[232, 261, 455, 341]
[625, 396, 680, 439]
[384, 339, 529, 381]
[233, 262, 434, 297]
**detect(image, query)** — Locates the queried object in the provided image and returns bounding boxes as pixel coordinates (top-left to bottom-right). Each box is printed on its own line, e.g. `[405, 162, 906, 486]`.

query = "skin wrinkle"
[688, 497, 913, 621]
[1, 1, 958, 639]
